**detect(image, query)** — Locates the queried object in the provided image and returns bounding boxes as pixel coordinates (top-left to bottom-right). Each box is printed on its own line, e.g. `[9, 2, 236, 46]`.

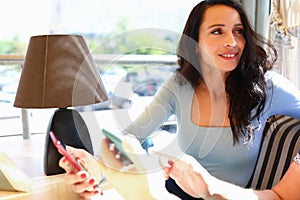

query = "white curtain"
[240, 0, 300, 89]
[268, 0, 300, 88]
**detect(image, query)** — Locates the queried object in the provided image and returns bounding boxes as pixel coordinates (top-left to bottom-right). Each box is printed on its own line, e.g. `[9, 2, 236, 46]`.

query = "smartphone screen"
[49, 131, 83, 172]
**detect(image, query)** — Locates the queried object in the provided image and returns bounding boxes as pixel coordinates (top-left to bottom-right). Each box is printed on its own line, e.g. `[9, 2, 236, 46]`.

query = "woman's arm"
[159, 147, 300, 200]
[272, 161, 300, 200]
[122, 76, 177, 142]
[208, 177, 280, 200]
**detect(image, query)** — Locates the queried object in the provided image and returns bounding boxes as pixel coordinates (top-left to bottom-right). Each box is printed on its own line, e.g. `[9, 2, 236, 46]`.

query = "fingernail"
[93, 190, 99, 194]
[94, 189, 103, 195]
[115, 151, 121, 159]
[89, 178, 95, 185]
[62, 158, 67, 163]
[109, 143, 115, 151]
[168, 160, 174, 165]
[80, 173, 87, 179]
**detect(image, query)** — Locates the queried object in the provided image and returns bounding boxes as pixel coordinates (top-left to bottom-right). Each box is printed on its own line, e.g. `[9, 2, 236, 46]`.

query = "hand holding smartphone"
[102, 128, 133, 164]
[49, 131, 83, 172]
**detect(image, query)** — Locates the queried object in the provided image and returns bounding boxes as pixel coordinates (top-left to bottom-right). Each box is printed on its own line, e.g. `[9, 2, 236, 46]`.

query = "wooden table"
[0, 175, 79, 200]
[0, 175, 125, 200]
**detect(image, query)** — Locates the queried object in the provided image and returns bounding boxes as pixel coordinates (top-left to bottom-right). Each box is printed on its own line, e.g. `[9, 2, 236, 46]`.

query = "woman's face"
[197, 5, 245, 75]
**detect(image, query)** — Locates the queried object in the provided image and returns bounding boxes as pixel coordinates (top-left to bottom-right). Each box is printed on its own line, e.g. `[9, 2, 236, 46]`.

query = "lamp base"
[44, 108, 94, 176]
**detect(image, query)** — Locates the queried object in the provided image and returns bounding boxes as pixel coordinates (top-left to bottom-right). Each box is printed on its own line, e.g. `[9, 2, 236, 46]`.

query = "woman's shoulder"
[264, 70, 284, 81]
[163, 72, 192, 89]
[156, 72, 193, 98]
[264, 70, 300, 99]
[264, 70, 295, 87]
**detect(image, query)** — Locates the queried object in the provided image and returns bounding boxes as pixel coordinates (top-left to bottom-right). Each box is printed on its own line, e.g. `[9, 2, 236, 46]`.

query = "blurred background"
[0, 0, 202, 137]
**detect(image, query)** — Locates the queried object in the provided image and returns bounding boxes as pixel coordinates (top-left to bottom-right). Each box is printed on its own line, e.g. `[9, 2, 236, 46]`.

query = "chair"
[247, 115, 300, 189]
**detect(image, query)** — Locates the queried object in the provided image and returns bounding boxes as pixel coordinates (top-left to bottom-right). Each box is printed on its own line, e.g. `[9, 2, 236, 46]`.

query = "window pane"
[0, 0, 199, 136]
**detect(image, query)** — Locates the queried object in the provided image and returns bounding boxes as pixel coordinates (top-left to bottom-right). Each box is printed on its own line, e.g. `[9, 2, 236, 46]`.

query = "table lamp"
[14, 34, 108, 175]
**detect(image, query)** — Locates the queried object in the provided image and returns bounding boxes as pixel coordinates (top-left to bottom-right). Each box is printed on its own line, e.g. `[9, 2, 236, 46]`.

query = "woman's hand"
[100, 135, 170, 200]
[155, 151, 215, 199]
[58, 135, 177, 199]
[58, 146, 102, 198]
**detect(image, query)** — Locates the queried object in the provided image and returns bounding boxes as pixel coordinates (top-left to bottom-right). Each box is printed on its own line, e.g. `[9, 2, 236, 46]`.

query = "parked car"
[131, 76, 165, 96]
[125, 65, 177, 96]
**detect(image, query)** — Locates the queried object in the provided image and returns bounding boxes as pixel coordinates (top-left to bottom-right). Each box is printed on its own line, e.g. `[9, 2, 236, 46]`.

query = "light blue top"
[124, 71, 300, 186]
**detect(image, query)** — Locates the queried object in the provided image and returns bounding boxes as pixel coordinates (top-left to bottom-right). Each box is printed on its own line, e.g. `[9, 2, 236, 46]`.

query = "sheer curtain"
[240, 0, 300, 89]
[268, 0, 300, 88]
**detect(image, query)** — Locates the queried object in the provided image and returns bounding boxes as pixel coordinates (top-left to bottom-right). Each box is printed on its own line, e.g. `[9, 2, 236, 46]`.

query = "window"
[0, 0, 199, 136]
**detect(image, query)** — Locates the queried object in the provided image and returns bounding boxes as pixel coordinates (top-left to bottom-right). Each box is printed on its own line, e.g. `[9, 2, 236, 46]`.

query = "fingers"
[75, 189, 102, 199]
[121, 134, 180, 173]
[152, 149, 177, 177]
[121, 134, 146, 171]
[160, 158, 174, 179]
[102, 134, 174, 175]
[71, 174, 102, 198]
[72, 176, 99, 193]
[100, 137, 124, 170]
[64, 170, 88, 185]
[58, 146, 88, 172]
[152, 149, 178, 162]
[59, 156, 75, 173]
[65, 145, 87, 159]
[60, 167, 102, 198]
[57, 145, 104, 199]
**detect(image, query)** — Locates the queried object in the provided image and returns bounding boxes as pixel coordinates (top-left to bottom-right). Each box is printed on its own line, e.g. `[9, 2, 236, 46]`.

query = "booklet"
[0, 152, 31, 192]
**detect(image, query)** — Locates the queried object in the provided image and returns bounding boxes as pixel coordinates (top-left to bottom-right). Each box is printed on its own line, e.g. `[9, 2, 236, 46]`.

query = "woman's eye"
[234, 29, 244, 34]
[211, 29, 222, 35]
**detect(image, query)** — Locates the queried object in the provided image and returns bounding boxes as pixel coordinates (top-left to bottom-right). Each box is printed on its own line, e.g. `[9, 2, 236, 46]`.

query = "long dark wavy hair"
[176, 0, 277, 143]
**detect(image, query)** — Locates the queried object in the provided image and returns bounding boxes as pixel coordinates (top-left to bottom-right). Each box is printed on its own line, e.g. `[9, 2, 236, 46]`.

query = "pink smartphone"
[49, 131, 83, 172]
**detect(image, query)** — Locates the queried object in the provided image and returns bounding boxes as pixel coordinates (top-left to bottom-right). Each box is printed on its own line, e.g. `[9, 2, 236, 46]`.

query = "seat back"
[247, 115, 300, 189]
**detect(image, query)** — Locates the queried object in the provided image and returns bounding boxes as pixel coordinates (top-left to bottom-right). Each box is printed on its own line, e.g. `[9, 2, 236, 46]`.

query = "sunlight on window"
[0, 0, 200, 44]
[0, 0, 199, 137]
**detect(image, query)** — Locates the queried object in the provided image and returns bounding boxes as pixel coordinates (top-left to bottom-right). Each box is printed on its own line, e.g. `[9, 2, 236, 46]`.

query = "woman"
[60, 0, 300, 199]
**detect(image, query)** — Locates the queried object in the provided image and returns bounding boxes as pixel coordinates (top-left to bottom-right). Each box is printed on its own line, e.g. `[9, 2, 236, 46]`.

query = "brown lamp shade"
[14, 34, 108, 108]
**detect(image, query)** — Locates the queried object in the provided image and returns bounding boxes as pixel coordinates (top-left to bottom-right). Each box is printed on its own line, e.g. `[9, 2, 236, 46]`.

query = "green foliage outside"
[0, 16, 179, 81]
[0, 30, 179, 55]
[87, 33, 178, 55]
[87, 16, 179, 55]
[0, 16, 180, 55]
[0, 36, 27, 54]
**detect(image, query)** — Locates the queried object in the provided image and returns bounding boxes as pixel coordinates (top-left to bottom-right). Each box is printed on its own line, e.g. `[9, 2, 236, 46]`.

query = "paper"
[0, 152, 31, 192]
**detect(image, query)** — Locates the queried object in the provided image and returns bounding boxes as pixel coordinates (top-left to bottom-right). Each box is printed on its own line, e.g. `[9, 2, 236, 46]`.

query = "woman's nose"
[224, 33, 237, 47]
